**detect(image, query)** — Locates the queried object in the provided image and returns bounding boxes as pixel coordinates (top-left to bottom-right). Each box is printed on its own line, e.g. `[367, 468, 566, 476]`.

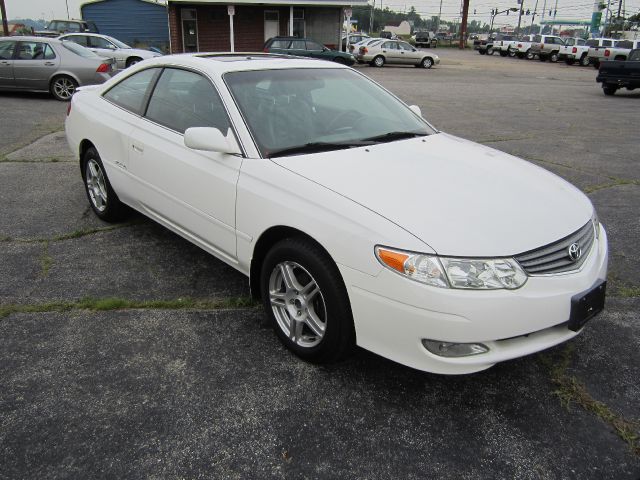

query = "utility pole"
[0, 0, 9, 37]
[369, 0, 375, 34]
[459, 0, 470, 48]
[530, 0, 539, 32]
[539, 0, 548, 33]
[436, 0, 443, 33]
[65, 0, 70, 20]
[516, 0, 525, 36]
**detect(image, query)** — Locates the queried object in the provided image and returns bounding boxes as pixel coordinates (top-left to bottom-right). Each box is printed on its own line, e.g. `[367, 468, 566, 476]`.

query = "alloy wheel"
[268, 261, 327, 348]
[53, 77, 76, 100]
[85, 158, 108, 212]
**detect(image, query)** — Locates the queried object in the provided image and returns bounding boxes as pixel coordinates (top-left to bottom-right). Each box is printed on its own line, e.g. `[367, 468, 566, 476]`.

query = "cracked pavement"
[0, 49, 639, 479]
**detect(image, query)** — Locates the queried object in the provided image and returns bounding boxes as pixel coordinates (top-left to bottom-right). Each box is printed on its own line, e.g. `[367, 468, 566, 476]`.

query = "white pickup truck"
[598, 39, 640, 62]
[529, 34, 565, 62]
[587, 38, 624, 68]
[562, 38, 606, 66]
[558, 37, 587, 64]
[510, 35, 535, 59]
[492, 35, 517, 57]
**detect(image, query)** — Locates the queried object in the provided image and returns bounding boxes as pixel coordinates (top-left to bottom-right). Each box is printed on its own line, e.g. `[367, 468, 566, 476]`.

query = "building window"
[291, 8, 305, 37]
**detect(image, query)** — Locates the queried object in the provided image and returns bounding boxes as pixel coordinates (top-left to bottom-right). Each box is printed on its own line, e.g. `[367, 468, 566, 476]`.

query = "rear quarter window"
[103, 68, 160, 115]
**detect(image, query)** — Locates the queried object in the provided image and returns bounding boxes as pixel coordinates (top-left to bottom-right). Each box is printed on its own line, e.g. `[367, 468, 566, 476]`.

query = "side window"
[0, 41, 16, 60]
[90, 36, 114, 49]
[66, 23, 81, 33]
[145, 69, 231, 134]
[382, 41, 394, 49]
[290, 40, 305, 49]
[306, 41, 323, 51]
[15, 42, 53, 60]
[399, 42, 413, 51]
[270, 39, 289, 49]
[103, 68, 159, 114]
[67, 35, 89, 47]
[602, 40, 612, 47]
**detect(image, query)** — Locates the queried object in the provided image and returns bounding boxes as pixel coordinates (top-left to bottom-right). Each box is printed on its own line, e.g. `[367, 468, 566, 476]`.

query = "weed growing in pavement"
[0, 296, 259, 319]
[618, 286, 640, 298]
[540, 345, 640, 456]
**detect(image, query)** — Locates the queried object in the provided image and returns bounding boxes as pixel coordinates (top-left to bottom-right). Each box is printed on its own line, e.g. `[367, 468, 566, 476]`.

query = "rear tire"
[508, 49, 516, 57]
[479, 49, 486, 55]
[549, 52, 559, 63]
[526, 49, 534, 60]
[50, 75, 77, 101]
[125, 57, 142, 68]
[565, 58, 576, 65]
[372, 55, 385, 67]
[580, 54, 589, 67]
[81, 147, 128, 222]
[592, 59, 600, 69]
[333, 56, 347, 64]
[486, 46, 494, 55]
[603, 85, 617, 96]
[499, 50, 508, 57]
[260, 237, 356, 363]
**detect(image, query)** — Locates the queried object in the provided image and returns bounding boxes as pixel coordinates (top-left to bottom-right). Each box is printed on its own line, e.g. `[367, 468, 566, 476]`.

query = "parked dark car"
[415, 31, 437, 48]
[596, 48, 640, 95]
[34, 19, 99, 38]
[264, 37, 355, 65]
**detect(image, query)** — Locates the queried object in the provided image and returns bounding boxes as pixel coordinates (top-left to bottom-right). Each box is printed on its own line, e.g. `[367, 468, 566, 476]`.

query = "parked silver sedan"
[0, 36, 115, 101]
[356, 39, 440, 68]
[58, 33, 162, 70]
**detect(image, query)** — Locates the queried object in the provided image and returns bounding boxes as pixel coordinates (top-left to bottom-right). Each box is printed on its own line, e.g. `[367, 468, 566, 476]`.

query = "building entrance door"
[264, 11, 279, 41]
[182, 8, 198, 52]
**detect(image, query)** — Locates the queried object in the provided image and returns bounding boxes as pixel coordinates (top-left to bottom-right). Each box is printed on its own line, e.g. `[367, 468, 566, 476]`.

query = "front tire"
[372, 55, 385, 67]
[81, 147, 127, 222]
[421, 57, 433, 69]
[50, 75, 77, 101]
[565, 58, 575, 65]
[486, 46, 494, 55]
[333, 56, 347, 65]
[549, 52, 559, 63]
[526, 49, 534, 60]
[499, 50, 508, 57]
[260, 237, 355, 363]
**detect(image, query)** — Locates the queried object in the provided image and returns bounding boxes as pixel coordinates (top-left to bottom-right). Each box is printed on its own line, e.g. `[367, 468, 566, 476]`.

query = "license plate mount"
[568, 280, 606, 332]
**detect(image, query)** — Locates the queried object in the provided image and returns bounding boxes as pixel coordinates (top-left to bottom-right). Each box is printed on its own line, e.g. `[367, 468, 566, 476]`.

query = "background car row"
[476, 33, 640, 69]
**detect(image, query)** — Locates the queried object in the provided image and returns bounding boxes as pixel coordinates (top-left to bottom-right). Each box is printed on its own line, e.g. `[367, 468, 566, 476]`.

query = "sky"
[3, 0, 639, 29]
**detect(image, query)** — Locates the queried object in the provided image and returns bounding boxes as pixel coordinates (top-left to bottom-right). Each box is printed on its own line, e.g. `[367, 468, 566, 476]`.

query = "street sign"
[345, 8, 352, 17]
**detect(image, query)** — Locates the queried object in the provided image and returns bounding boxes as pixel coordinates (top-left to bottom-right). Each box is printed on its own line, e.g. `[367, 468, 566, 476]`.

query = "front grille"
[515, 221, 595, 275]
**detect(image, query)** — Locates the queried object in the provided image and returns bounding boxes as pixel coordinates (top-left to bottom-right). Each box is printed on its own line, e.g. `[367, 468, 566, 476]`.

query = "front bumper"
[339, 225, 608, 375]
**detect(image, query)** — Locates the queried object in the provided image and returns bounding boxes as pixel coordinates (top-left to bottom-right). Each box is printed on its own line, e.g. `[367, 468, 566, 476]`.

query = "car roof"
[127, 53, 350, 75]
[0, 35, 61, 44]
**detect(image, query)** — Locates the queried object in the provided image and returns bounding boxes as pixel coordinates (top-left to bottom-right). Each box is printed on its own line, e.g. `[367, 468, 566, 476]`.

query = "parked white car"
[58, 33, 161, 69]
[65, 54, 608, 375]
[510, 35, 535, 59]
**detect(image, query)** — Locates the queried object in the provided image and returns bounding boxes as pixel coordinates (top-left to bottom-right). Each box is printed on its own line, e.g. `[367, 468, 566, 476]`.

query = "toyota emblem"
[568, 243, 582, 262]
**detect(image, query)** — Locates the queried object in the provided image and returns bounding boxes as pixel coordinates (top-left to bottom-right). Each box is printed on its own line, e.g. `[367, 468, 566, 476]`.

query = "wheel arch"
[249, 225, 337, 300]
[78, 139, 96, 169]
[49, 71, 82, 88]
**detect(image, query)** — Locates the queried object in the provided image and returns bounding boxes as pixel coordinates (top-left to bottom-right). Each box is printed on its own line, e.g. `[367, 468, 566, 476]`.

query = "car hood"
[272, 133, 593, 257]
[127, 48, 161, 58]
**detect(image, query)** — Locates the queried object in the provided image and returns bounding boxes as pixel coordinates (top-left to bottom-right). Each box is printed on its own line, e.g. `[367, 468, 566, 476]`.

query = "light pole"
[65, 0, 70, 19]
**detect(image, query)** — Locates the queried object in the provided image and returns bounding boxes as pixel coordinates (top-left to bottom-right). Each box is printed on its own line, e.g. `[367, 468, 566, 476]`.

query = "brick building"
[167, 0, 367, 53]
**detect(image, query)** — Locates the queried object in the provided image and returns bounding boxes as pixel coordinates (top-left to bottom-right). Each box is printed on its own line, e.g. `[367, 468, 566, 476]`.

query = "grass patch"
[40, 241, 52, 277]
[541, 346, 640, 455]
[583, 178, 640, 194]
[51, 223, 139, 242]
[618, 286, 640, 298]
[0, 296, 259, 319]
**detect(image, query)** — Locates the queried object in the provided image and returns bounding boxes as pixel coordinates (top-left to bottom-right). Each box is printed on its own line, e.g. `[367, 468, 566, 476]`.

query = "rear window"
[533, 35, 541, 42]
[61, 40, 101, 58]
[586, 39, 599, 47]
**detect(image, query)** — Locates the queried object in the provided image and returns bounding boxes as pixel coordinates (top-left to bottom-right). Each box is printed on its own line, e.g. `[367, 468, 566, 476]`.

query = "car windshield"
[225, 68, 434, 158]
[61, 40, 101, 58]
[106, 36, 131, 49]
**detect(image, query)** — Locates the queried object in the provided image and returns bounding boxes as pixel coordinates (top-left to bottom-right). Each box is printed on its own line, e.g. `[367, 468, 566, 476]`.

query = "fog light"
[422, 339, 489, 357]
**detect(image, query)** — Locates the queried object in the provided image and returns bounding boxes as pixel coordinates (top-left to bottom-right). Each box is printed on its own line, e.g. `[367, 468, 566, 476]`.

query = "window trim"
[101, 65, 246, 157]
[14, 40, 57, 61]
[0, 40, 18, 60]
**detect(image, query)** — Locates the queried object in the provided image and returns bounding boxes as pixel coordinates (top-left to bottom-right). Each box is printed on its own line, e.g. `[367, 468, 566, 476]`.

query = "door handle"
[132, 144, 144, 153]
[0, 60, 9, 65]
[44, 62, 55, 66]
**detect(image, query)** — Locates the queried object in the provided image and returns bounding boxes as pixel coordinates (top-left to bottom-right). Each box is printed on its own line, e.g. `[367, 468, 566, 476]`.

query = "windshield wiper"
[268, 141, 373, 158]
[363, 131, 427, 143]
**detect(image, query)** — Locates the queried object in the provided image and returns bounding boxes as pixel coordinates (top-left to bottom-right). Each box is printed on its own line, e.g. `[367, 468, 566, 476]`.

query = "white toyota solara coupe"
[65, 54, 608, 374]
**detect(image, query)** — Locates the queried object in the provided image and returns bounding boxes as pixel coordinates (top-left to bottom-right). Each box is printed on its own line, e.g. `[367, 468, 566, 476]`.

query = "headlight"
[375, 247, 527, 290]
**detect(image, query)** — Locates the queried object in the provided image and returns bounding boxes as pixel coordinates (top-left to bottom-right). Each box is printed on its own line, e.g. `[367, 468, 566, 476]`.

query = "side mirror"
[409, 105, 422, 117]
[184, 127, 241, 155]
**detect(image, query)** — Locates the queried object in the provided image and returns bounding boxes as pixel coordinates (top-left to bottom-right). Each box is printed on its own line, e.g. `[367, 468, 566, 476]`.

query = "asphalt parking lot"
[1, 49, 639, 479]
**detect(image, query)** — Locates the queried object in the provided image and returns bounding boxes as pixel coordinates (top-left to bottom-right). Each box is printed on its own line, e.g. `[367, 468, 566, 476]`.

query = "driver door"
[0, 40, 16, 88]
